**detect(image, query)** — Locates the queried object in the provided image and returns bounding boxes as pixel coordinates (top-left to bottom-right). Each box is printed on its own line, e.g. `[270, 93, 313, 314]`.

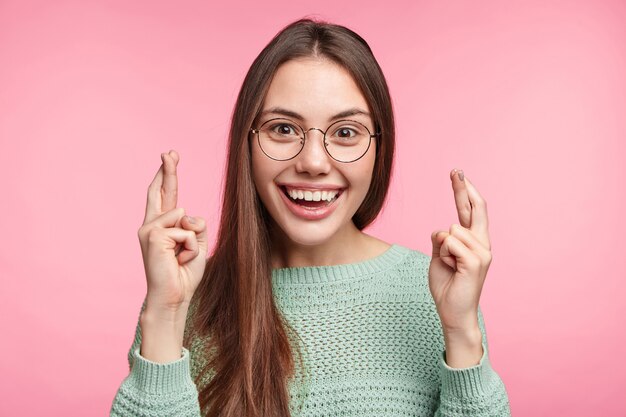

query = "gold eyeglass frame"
[250, 117, 382, 163]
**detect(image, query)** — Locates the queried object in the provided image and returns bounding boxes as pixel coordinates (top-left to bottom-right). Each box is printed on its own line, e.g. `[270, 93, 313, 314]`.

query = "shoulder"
[369, 242, 433, 297]
[389, 245, 444, 331]
[364, 234, 431, 271]
[389, 243, 432, 276]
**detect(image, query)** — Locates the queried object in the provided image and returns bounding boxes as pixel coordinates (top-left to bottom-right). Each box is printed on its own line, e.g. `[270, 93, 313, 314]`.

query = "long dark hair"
[184, 17, 396, 417]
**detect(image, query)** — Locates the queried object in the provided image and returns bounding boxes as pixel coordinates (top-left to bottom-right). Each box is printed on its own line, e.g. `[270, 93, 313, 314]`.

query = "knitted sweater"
[110, 243, 511, 416]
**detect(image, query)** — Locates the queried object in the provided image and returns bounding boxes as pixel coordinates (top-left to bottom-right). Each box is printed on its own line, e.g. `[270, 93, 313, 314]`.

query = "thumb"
[182, 215, 209, 253]
[431, 230, 457, 270]
[431, 230, 445, 259]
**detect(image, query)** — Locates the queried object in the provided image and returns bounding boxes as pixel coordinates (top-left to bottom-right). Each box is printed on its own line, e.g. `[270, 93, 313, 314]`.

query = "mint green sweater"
[110, 244, 511, 416]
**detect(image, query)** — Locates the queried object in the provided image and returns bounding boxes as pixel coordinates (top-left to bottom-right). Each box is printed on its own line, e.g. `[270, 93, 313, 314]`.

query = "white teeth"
[326, 191, 339, 201]
[286, 187, 339, 202]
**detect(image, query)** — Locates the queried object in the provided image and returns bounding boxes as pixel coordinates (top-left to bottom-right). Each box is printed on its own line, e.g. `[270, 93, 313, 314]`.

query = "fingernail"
[457, 170, 464, 181]
[186, 215, 195, 224]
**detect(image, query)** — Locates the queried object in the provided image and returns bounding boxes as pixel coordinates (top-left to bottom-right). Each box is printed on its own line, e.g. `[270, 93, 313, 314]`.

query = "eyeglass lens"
[256, 118, 374, 162]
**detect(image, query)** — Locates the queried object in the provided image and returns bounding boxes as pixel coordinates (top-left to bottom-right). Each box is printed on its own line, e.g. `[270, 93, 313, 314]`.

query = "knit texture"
[110, 244, 511, 416]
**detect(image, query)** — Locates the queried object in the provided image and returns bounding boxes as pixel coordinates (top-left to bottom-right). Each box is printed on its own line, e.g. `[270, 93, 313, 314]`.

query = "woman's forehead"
[262, 60, 372, 124]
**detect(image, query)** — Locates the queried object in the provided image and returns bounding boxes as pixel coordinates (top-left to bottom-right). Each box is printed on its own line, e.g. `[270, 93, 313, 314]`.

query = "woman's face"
[251, 57, 376, 247]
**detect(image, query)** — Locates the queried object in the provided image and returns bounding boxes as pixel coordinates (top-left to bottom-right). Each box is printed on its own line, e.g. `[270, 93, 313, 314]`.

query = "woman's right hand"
[138, 150, 208, 316]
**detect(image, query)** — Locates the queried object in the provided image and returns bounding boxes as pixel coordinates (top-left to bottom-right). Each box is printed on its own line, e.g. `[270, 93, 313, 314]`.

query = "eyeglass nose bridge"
[301, 126, 329, 146]
[303, 126, 326, 134]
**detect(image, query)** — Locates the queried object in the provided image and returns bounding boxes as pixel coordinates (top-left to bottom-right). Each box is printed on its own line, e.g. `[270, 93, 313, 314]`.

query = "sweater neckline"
[271, 243, 410, 284]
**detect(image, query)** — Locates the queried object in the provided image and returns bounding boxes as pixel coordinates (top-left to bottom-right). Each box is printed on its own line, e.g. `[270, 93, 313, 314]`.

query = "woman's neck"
[269, 221, 390, 269]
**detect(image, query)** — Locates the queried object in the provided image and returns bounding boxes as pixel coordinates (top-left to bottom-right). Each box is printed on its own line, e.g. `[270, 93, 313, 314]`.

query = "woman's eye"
[335, 127, 357, 137]
[272, 124, 297, 135]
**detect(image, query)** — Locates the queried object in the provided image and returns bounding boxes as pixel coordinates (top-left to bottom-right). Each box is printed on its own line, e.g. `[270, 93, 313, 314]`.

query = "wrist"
[443, 325, 484, 369]
[139, 309, 187, 364]
[443, 323, 482, 344]
[141, 301, 189, 325]
[139, 305, 189, 344]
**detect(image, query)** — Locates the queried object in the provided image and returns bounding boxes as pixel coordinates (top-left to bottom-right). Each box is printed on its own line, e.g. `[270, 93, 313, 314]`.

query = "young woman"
[111, 18, 511, 417]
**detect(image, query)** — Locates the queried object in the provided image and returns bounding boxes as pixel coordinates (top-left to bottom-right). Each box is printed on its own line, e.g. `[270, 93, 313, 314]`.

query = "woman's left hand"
[429, 169, 493, 335]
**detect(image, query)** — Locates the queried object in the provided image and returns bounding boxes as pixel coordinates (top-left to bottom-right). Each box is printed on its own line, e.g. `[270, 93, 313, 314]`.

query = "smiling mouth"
[279, 185, 343, 207]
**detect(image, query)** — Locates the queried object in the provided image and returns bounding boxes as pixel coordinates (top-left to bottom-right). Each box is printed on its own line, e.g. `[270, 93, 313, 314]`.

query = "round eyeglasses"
[250, 117, 381, 163]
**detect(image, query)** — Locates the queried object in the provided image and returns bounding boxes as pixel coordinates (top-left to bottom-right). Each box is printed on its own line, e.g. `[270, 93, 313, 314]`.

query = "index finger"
[463, 175, 490, 248]
[160, 150, 179, 213]
[142, 150, 179, 225]
[450, 168, 472, 228]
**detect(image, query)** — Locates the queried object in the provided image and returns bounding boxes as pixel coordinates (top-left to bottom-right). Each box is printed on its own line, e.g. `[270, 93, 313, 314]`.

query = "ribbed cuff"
[129, 347, 197, 394]
[439, 341, 496, 398]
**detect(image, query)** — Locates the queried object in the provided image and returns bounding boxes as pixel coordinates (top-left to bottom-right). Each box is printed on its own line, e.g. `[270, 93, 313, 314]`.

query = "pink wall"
[1, 0, 624, 415]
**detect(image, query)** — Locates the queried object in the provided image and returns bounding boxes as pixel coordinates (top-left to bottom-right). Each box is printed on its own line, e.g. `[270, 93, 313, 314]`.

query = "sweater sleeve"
[434, 305, 512, 417]
[109, 298, 202, 417]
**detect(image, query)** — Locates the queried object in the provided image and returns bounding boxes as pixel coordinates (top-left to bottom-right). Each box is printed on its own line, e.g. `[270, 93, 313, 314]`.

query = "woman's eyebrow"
[259, 106, 371, 122]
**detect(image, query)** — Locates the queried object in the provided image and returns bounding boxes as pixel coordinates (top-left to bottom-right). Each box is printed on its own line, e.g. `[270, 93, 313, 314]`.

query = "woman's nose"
[295, 129, 332, 175]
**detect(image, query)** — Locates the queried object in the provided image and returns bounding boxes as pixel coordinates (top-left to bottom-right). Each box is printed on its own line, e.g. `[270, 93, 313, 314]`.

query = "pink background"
[1, 0, 625, 415]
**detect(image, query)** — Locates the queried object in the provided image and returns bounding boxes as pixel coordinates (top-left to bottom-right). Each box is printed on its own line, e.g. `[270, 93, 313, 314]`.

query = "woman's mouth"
[277, 185, 344, 220]
[280, 186, 342, 206]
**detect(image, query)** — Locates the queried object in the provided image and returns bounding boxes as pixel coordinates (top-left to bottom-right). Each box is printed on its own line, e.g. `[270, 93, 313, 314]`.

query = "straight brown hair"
[184, 17, 396, 417]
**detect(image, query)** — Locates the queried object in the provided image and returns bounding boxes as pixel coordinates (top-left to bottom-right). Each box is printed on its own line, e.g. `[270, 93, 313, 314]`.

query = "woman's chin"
[273, 219, 342, 248]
